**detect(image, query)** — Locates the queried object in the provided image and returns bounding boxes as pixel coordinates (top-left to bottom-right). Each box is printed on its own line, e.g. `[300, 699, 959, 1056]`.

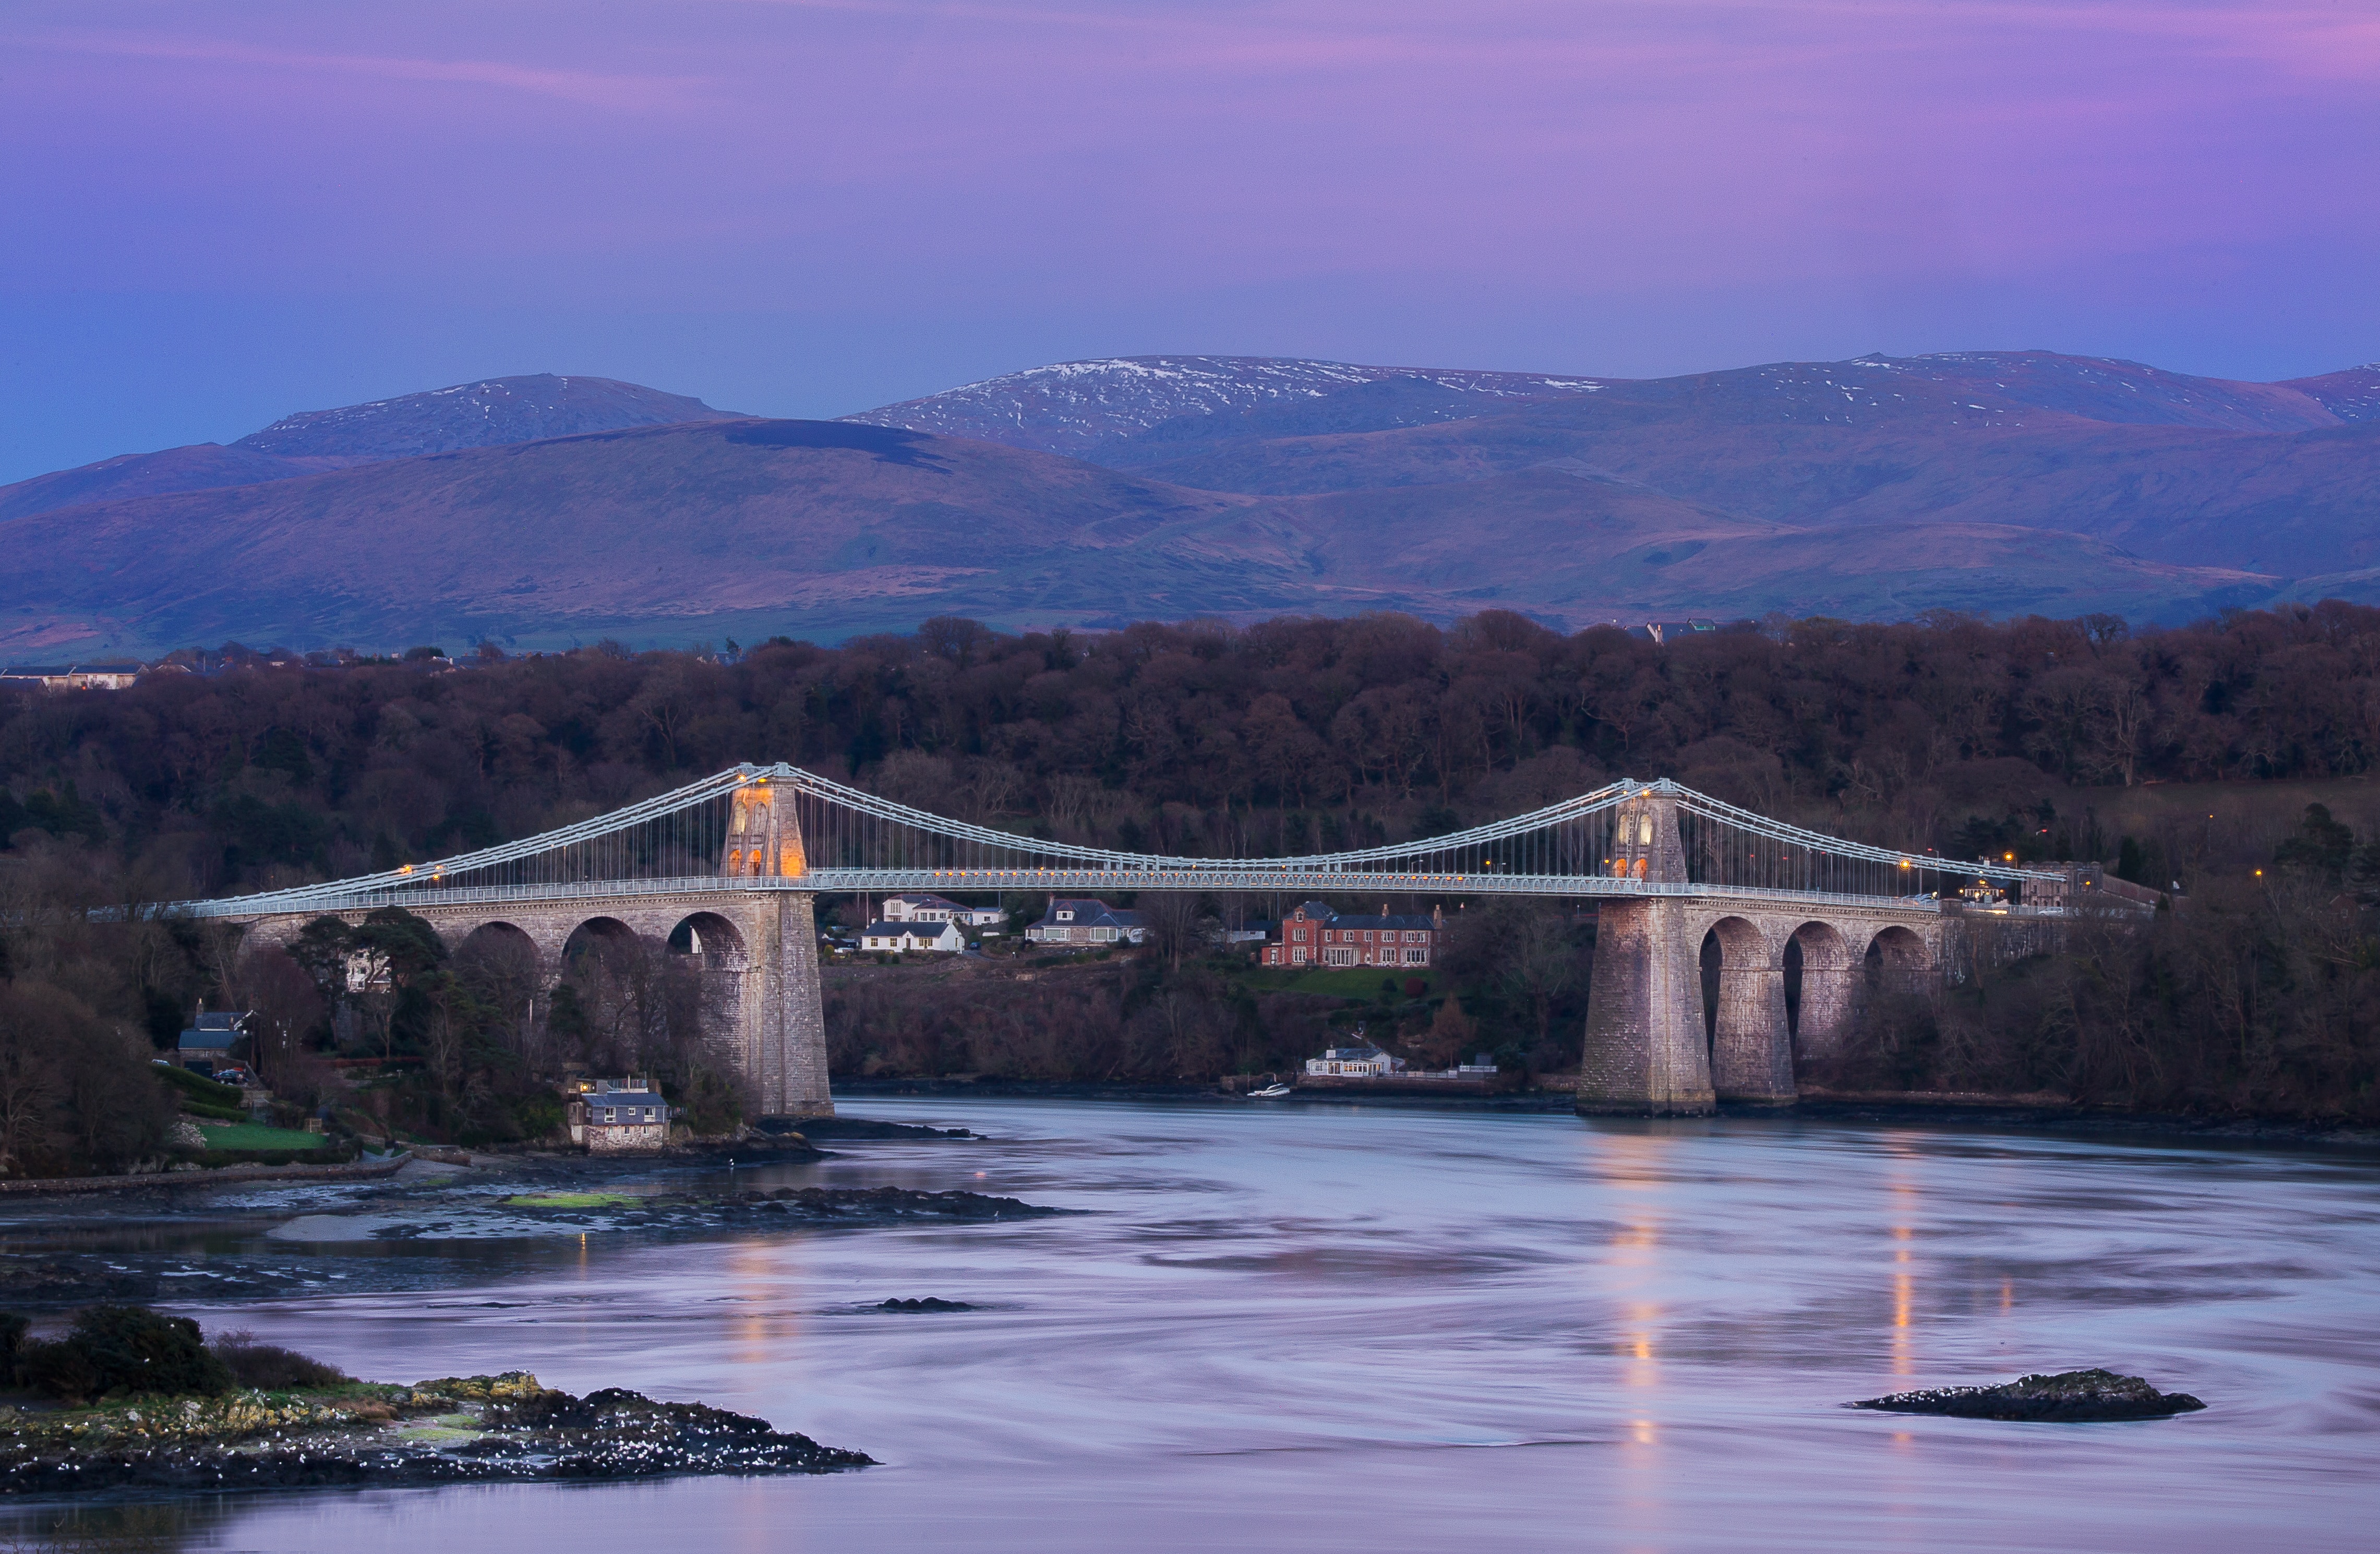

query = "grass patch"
[1233, 966, 1431, 998]
[195, 1121, 323, 1151]
[503, 1191, 638, 1209]
[157, 1065, 244, 1107]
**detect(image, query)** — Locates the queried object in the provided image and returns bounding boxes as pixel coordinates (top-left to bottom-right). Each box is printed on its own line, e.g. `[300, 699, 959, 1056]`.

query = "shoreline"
[833, 1077, 2380, 1149]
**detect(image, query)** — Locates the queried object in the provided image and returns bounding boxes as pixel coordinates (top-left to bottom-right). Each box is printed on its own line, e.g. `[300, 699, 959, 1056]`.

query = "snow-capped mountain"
[842, 355, 1603, 458]
[235, 374, 741, 461]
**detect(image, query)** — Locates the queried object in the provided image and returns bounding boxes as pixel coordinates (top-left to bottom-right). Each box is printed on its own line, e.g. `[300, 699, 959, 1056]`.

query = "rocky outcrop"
[1852, 1368, 2207, 1422]
[0, 1371, 869, 1494]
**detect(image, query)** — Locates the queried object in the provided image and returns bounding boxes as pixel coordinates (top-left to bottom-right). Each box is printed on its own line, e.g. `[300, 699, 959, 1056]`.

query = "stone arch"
[1785, 921, 1854, 1060]
[453, 921, 544, 1054]
[1862, 923, 1931, 1001]
[1700, 915, 1793, 1103]
[1866, 924, 1929, 966]
[455, 919, 541, 975]
[563, 915, 640, 962]
[668, 911, 748, 966]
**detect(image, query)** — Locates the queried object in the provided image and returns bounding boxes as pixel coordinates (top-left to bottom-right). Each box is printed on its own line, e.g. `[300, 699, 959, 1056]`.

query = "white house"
[1024, 899, 1146, 947]
[859, 919, 966, 954]
[1304, 1043, 1406, 1078]
[880, 893, 1004, 929]
[0, 661, 144, 692]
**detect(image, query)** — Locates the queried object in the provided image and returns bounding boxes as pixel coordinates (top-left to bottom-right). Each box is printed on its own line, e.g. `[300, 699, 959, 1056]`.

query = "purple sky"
[5, 1, 2375, 480]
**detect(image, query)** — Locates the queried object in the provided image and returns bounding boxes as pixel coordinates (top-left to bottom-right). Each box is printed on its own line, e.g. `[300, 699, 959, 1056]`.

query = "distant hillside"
[842, 356, 1603, 459]
[0, 374, 741, 522]
[0, 443, 314, 523]
[0, 417, 2272, 658]
[235, 373, 742, 460]
[5, 349, 2373, 655]
[2280, 365, 2380, 422]
[848, 350, 2376, 580]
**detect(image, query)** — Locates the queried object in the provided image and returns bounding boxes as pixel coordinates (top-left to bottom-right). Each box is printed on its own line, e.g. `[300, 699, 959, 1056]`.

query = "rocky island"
[1852, 1368, 2208, 1422]
[0, 1307, 869, 1496]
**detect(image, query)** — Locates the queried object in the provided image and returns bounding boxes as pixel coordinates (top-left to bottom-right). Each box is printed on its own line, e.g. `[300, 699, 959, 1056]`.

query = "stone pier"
[1574, 793, 1941, 1117]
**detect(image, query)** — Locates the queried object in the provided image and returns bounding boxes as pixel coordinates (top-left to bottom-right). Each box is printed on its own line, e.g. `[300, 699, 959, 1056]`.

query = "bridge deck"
[176, 870, 1962, 918]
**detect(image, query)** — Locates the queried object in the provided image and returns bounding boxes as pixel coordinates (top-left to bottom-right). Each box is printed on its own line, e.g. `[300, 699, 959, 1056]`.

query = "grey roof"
[178, 1029, 236, 1050]
[861, 919, 957, 937]
[1032, 899, 1143, 930]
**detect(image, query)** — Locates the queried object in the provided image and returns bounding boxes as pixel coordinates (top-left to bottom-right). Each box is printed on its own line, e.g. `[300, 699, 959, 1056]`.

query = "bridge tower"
[1576, 790, 1717, 1116]
[725, 779, 833, 1118]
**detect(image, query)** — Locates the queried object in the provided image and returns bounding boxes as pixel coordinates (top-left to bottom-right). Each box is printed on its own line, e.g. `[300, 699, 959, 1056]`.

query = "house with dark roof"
[176, 1010, 249, 1073]
[567, 1077, 672, 1151]
[1024, 899, 1146, 948]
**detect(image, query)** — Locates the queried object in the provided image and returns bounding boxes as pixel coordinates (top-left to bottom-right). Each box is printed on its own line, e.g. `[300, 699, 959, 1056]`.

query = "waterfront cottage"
[568, 1079, 672, 1150]
[1304, 1043, 1405, 1078]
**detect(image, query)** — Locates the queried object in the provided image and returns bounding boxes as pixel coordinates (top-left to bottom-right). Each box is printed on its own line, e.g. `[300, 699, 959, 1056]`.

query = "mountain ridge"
[3, 350, 2373, 654]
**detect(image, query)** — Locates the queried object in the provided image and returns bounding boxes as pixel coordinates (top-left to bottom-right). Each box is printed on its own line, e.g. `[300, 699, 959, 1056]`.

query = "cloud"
[14, 30, 700, 112]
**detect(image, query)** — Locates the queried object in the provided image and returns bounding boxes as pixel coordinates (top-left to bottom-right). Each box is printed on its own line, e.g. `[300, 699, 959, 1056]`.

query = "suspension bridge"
[177, 763, 2074, 1119]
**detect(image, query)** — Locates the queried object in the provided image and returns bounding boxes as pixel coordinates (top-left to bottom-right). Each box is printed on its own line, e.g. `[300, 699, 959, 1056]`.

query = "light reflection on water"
[9, 1100, 2378, 1552]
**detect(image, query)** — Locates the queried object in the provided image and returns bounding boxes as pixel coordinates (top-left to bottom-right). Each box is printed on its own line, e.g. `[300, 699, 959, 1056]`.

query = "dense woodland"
[5, 602, 2380, 1170]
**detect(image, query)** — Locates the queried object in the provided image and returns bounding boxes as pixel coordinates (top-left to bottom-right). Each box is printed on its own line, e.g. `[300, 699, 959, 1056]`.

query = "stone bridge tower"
[1574, 790, 1940, 1117]
[241, 776, 834, 1120]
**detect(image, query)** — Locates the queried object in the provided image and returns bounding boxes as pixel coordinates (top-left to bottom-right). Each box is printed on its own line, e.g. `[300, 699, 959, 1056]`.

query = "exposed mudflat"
[0, 1120, 1027, 1308]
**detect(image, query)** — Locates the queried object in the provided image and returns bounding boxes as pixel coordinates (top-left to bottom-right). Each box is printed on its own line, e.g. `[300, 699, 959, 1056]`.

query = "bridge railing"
[162, 765, 2070, 919]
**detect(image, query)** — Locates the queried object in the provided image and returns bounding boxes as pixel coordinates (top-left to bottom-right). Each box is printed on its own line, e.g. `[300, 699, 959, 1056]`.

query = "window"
[1092, 927, 1116, 943]
[1291, 948, 1307, 965]
[1057, 910, 1074, 922]
[1403, 948, 1427, 965]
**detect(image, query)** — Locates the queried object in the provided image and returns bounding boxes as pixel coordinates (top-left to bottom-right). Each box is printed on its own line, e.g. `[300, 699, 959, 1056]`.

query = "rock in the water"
[0, 1372, 872, 1495]
[1852, 1368, 2206, 1422]
[877, 1297, 971, 1312]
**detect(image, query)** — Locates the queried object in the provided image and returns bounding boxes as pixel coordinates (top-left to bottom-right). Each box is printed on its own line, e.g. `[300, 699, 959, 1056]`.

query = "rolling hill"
[0, 416, 2274, 656]
[1, 350, 2372, 654]
[0, 374, 740, 522]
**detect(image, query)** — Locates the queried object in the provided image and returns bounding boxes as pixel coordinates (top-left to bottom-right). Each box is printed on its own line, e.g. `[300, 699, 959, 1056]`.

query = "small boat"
[1247, 1083, 1292, 1098]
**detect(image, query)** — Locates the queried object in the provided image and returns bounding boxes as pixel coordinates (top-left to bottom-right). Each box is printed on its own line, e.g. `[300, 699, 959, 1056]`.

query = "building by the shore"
[1305, 1043, 1404, 1078]
[567, 1077, 672, 1151]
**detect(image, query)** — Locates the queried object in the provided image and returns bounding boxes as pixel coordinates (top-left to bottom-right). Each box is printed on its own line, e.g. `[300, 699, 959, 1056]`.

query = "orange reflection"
[1591, 1133, 1671, 1460]
[732, 1240, 791, 1371]
[1885, 1158, 1920, 1377]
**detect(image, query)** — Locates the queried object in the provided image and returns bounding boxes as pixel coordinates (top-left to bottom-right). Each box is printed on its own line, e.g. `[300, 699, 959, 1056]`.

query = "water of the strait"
[11, 1099, 2378, 1551]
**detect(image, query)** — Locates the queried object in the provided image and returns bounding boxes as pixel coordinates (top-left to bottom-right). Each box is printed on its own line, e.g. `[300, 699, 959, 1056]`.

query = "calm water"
[15, 1101, 2380, 1551]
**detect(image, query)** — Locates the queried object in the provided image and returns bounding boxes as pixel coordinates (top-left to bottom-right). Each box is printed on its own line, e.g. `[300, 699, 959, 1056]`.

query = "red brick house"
[1260, 902, 1444, 970]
